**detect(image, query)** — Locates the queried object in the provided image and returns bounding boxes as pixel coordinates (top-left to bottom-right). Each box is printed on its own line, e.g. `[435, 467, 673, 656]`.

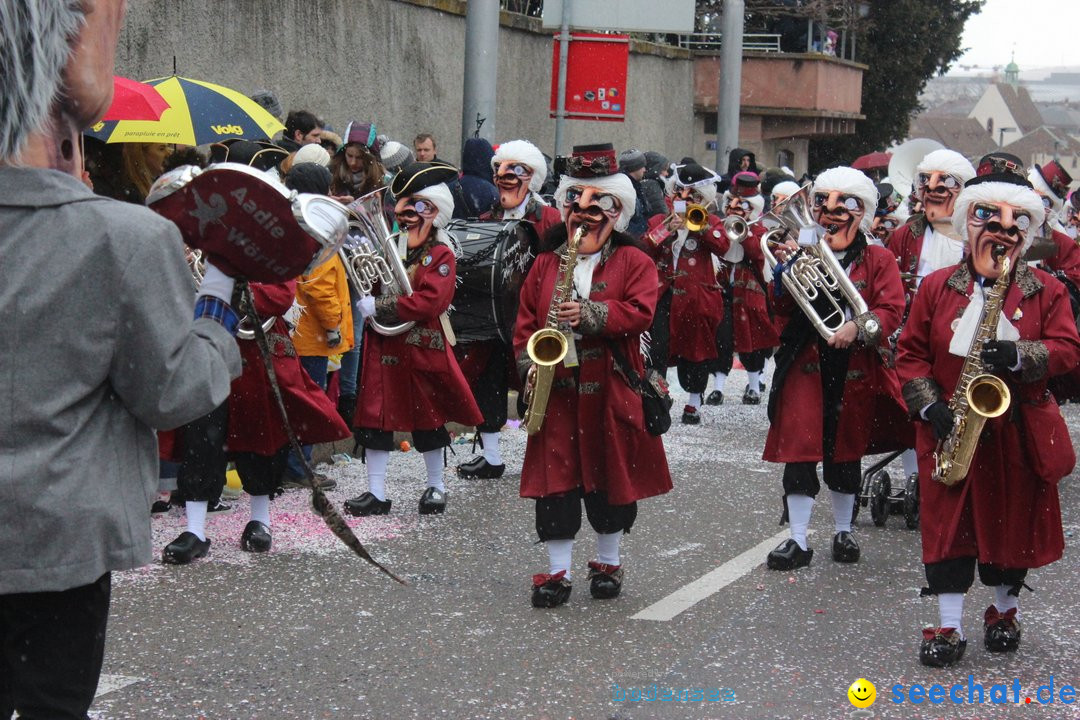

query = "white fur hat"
[952, 179, 1046, 252]
[771, 180, 801, 202]
[415, 182, 455, 229]
[916, 149, 976, 184]
[1028, 167, 1062, 214]
[491, 139, 547, 193]
[553, 172, 637, 233]
[812, 166, 879, 231]
[0, 2, 85, 161]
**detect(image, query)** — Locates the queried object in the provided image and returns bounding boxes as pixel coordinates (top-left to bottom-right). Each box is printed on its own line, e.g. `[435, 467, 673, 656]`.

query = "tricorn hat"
[390, 161, 459, 198]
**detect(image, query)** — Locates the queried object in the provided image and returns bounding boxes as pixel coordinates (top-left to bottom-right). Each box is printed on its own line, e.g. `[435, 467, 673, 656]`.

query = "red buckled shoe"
[919, 627, 967, 667]
[531, 570, 572, 608]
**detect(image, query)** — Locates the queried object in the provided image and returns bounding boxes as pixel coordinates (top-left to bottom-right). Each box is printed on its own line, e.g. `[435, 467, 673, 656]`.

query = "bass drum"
[445, 219, 537, 344]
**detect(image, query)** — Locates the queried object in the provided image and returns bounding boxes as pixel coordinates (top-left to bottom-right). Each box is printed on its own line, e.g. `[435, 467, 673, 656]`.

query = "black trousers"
[739, 348, 770, 373]
[0, 573, 110, 720]
[709, 285, 735, 375]
[176, 401, 287, 501]
[356, 426, 451, 453]
[676, 358, 711, 395]
[535, 489, 638, 542]
[924, 557, 1029, 595]
[782, 460, 861, 497]
[466, 341, 510, 433]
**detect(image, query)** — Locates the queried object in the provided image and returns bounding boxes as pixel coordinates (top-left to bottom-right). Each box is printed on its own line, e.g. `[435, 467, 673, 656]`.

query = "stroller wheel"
[903, 473, 920, 529]
[869, 471, 890, 527]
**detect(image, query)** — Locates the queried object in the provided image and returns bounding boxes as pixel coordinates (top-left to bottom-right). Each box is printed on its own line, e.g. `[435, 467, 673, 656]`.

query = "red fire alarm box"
[550, 32, 630, 122]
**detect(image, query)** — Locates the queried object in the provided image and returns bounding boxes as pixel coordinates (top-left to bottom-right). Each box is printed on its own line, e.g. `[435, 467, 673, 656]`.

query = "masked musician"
[517, 144, 672, 607]
[454, 140, 560, 480]
[1026, 160, 1080, 287]
[870, 182, 908, 246]
[712, 171, 779, 406]
[1066, 191, 1080, 239]
[345, 162, 483, 516]
[644, 162, 731, 424]
[896, 166, 1080, 667]
[0, 3, 240, 714]
[763, 167, 908, 570]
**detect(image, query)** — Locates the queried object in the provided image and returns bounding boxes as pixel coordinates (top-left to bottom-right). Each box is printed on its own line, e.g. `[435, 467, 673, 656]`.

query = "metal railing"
[675, 33, 782, 53]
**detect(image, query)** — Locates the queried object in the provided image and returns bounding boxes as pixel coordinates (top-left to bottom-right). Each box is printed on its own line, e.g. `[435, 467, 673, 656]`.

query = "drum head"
[445, 220, 536, 343]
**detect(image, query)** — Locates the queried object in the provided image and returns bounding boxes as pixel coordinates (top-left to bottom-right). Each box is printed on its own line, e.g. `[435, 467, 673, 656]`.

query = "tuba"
[341, 188, 415, 336]
[932, 256, 1012, 486]
[760, 184, 869, 339]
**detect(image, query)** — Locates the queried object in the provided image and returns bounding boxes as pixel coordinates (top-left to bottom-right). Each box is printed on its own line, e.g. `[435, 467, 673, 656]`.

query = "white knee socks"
[249, 494, 271, 527]
[747, 370, 761, 393]
[830, 491, 855, 534]
[994, 585, 1019, 616]
[596, 531, 622, 566]
[186, 501, 208, 541]
[786, 494, 814, 551]
[938, 593, 965, 638]
[480, 432, 503, 466]
[714, 372, 728, 392]
[688, 392, 702, 409]
[547, 539, 573, 580]
[424, 449, 445, 492]
[366, 449, 390, 501]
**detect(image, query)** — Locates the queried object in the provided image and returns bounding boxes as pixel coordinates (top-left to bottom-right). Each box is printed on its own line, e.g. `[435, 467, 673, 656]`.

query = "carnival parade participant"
[896, 166, 1080, 667]
[0, 2, 241, 714]
[763, 167, 908, 570]
[711, 171, 779, 406]
[644, 162, 731, 424]
[517, 143, 672, 607]
[886, 149, 976, 484]
[456, 140, 561, 479]
[870, 182, 908, 246]
[345, 162, 483, 516]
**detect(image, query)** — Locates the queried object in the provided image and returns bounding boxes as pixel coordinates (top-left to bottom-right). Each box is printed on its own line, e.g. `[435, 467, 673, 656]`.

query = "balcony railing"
[675, 33, 782, 53]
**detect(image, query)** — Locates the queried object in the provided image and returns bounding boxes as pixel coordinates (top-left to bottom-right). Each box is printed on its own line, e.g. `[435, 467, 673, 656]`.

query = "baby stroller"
[852, 450, 919, 529]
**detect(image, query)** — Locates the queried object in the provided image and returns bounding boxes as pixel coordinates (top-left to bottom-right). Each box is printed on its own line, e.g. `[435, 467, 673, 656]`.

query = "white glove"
[197, 260, 235, 304]
[356, 295, 377, 319]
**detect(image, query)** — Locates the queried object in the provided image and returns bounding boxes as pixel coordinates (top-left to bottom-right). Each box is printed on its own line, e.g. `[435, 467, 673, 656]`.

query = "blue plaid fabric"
[194, 296, 239, 336]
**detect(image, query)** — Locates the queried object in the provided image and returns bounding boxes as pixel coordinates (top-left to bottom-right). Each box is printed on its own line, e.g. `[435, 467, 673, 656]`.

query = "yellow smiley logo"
[847, 678, 876, 708]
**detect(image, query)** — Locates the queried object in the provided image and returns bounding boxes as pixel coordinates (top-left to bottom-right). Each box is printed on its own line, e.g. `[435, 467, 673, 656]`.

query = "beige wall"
[115, 0, 694, 166]
[969, 87, 1023, 148]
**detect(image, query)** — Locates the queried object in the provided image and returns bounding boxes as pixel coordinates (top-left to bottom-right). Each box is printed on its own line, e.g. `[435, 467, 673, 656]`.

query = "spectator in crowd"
[329, 121, 386, 204]
[380, 139, 415, 179]
[414, 132, 438, 162]
[279, 110, 323, 153]
[641, 151, 670, 218]
[455, 137, 499, 219]
[719, 147, 759, 194]
[618, 148, 649, 239]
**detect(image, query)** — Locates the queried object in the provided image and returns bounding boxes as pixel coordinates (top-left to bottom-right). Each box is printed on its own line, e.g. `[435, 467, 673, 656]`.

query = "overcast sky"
[951, 0, 1078, 73]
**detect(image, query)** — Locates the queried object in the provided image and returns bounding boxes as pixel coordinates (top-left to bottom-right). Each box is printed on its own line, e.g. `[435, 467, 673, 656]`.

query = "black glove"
[980, 340, 1018, 373]
[925, 402, 955, 441]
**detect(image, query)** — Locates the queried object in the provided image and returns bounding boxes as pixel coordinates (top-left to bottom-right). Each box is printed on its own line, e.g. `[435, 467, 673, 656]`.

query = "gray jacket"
[0, 167, 241, 593]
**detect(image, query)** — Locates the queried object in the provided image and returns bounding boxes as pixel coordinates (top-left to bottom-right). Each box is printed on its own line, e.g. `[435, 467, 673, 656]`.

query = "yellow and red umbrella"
[86, 75, 284, 145]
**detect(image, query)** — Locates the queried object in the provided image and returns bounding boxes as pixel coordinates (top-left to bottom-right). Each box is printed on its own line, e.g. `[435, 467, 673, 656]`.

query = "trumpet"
[720, 215, 749, 262]
[759, 185, 868, 340]
[660, 202, 712, 234]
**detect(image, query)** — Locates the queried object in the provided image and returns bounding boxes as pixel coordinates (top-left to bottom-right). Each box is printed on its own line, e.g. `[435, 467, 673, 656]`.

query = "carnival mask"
[967, 201, 1030, 279]
[918, 171, 962, 223]
[395, 195, 439, 249]
[725, 196, 753, 220]
[494, 161, 533, 210]
[563, 185, 621, 253]
[871, 214, 901, 243]
[813, 190, 865, 250]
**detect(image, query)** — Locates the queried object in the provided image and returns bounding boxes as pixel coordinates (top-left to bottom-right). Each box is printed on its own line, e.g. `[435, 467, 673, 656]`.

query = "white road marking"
[95, 674, 141, 698]
[632, 529, 793, 621]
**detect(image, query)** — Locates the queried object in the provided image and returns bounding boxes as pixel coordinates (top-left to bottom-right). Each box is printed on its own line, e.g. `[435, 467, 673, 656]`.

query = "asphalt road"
[88, 367, 1080, 720]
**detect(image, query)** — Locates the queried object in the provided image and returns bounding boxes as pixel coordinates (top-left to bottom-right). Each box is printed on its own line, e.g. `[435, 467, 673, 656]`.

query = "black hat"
[212, 139, 288, 171]
[284, 163, 332, 195]
[976, 152, 1025, 180]
[390, 161, 459, 197]
[875, 182, 898, 214]
[673, 162, 719, 189]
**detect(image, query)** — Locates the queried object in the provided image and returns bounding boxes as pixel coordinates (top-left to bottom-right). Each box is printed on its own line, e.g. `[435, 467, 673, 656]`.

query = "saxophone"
[522, 225, 585, 435]
[932, 255, 1013, 486]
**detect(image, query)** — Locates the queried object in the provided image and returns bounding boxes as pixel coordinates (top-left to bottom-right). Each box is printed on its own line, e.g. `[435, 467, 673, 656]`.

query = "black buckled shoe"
[983, 606, 1021, 652]
[705, 390, 724, 406]
[162, 532, 211, 564]
[587, 561, 624, 599]
[418, 487, 447, 515]
[457, 456, 506, 479]
[681, 405, 701, 425]
[920, 627, 967, 667]
[343, 492, 392, 517]
[766, 538, 813, 570]
[240, 521, 272, 553]
[831, 531, 861, 563]
[531, 571, 572, 608]
[742, 385, 762, 405]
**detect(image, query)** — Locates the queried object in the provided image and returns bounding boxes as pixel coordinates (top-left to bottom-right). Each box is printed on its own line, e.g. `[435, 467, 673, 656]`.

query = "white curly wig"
[553, 173, 637, 233]
[812, 166, 879, 232]
[491, 139, 547, 194]
[915, 149, 976, 184]
[952, 180, 1046, 253]
[0, 1, 85, 162]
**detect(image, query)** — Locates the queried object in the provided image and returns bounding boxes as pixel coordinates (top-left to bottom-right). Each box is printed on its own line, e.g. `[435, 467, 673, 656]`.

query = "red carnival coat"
[896, 262, 1080, 567]
[354, 241, 483, 431]
[885, 213, 929, 305]
[228, 281, 351, 453]
[480, 196, 563, 242]
[645, 212, 730, 362]
[514, 239, 672, 505]
[729, 224, 780, 353]
[763, 242, 910, 463]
